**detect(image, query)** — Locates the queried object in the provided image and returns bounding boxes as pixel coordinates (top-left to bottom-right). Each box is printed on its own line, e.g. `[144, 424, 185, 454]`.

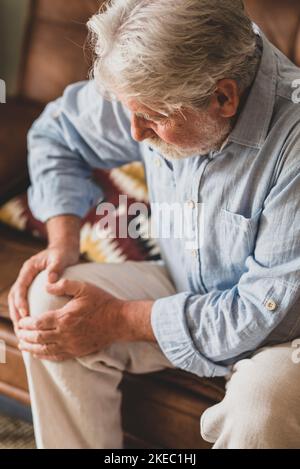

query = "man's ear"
[214, 79, 240, 118]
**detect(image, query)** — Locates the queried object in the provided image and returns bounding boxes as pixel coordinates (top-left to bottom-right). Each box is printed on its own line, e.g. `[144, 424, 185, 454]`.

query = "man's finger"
[17, 258, 44, 289]
[18, 341, 61, 356]
[14, 259, 45, 317]
[13, 284, 30, 318]
[46, 278, 83, 297]
[32, 353, 72, 362]
[46, 259, 66, 284]
[8, 291, 20, 326]
[17, 329, 59, 345]
[18, 311, 57, 331]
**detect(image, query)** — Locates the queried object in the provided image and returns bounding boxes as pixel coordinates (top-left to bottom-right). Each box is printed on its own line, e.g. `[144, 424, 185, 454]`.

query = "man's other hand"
[16, 279, 126, 361]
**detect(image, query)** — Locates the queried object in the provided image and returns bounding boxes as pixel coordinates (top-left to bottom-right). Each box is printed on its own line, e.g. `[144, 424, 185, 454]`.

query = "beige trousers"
[23, 261, 300, 449]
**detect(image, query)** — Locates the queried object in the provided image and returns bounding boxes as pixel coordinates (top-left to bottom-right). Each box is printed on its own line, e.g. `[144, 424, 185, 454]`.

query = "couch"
[0, 0, 299, 449]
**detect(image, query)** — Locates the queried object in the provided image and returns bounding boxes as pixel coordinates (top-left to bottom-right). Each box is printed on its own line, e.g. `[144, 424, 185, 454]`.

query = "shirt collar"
[227, 31, 277, 150]
[219, 136, 229, 152]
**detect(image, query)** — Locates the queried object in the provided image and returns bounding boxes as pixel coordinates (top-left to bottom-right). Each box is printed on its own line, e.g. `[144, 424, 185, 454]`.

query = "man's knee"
[202, 377, 285, 447]
[28, 265, 85, 318]
[202, 347, 300, 448]
[227, 366, 284, 434]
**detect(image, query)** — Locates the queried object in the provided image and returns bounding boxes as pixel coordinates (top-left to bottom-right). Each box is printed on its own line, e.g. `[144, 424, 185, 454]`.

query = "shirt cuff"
[151, 292, 230, 378]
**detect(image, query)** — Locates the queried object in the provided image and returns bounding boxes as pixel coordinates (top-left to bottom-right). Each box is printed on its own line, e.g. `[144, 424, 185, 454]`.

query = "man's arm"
[27, 79, 141, 223]
[145, 156, 300, 378]
[113, 151, 300, 367]
[120, 299, 156, 342]
[9, 79, 141, 324]
[46, 215, 81, 282]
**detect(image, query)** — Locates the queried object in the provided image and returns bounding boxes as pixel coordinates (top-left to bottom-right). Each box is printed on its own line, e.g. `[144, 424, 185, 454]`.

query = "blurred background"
[0, 0, 30, 96]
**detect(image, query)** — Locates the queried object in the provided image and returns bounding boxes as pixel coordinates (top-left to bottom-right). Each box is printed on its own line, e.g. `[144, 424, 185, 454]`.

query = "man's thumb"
[47, 262, 64, 283]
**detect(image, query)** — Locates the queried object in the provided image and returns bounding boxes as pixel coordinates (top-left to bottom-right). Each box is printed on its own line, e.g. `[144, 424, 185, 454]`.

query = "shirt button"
[265, 299, 277, 312]
[191, 249, 198, 258]
[187, 200, 196, 209]
[154, 157, 162, 168]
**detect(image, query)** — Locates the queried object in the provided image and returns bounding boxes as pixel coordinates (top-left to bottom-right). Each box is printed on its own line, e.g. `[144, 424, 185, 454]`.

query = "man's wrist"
[119, 299, 156, 343]
[48, 239, 79, 253]
[46, 215, 81, 253]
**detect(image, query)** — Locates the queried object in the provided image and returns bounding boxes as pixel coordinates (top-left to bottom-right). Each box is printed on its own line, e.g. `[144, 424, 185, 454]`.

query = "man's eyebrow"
[135, 111, 168, 121]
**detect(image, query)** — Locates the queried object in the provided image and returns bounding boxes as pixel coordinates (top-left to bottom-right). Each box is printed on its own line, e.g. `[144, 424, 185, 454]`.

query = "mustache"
[144, 137, 189, 160]
[144, 136, 208, 161]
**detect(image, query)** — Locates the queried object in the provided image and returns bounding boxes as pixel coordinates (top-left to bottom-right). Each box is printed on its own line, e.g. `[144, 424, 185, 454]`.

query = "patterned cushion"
[0, 163, 161, 263]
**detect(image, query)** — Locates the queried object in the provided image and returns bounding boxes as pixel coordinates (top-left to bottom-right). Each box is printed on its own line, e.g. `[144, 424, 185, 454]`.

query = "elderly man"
[8, 0, 300, 449]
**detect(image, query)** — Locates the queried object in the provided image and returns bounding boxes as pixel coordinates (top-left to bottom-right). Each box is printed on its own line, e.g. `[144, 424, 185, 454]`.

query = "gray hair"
[88, 0, 259, 114]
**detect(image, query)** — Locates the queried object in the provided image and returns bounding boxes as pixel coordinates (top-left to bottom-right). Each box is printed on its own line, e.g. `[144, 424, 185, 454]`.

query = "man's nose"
[131, 115, 153, 142]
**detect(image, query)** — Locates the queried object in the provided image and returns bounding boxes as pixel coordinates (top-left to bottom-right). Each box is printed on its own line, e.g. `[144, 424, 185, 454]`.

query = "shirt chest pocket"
[201, 208, 262, 290]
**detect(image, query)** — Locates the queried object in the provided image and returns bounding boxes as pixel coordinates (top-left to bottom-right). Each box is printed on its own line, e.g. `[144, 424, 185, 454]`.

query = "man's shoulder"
[60, 80, 101, 116]
[55, 80, 132, 131]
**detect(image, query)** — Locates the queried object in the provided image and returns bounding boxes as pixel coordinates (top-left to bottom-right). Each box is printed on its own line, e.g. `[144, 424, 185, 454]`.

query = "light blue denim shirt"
[28, 33, 300, 378]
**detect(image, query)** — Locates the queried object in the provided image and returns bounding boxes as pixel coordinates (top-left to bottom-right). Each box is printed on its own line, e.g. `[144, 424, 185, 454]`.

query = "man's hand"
[8, 247, 79, 332]
[16, 279, 127, 361]
[8, 214, 81, 333]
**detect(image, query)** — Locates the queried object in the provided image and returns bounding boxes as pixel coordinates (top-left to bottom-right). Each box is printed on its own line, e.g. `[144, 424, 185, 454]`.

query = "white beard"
[144, 116, 231, 161]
